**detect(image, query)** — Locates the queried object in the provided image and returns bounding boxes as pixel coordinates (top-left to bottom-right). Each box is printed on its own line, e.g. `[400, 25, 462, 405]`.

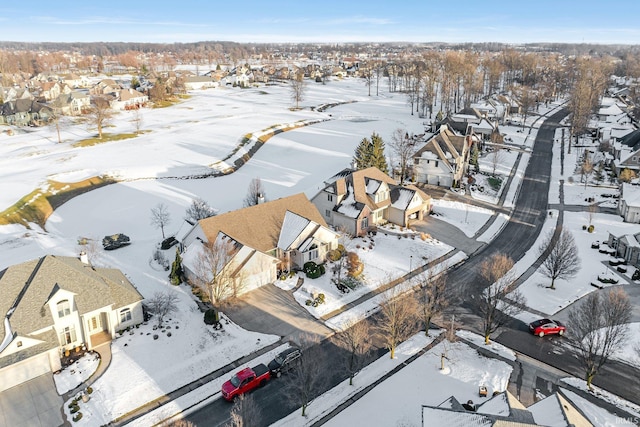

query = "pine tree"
[353, 137, 372, 169]
[370, 132, 389, 173]
[470, 143, 480, 172]
[169, 248, 183, 285]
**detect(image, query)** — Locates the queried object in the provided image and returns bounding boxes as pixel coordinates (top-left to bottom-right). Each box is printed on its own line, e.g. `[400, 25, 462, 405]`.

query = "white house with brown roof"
[0, 255, 144, 392]
[311, 167, 432, 237]
[110, 88, 148, 110]
[180, 193, 339, 299]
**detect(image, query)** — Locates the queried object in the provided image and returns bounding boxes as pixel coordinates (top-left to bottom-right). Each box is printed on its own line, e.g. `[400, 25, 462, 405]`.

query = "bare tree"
[568, 288, 631, 390]
[284, 336, 327, 417]
[227, 394, 261, 427]
[290, 71, 305, 109]
[167, 420, 195, 427]
[243, 178, 266, 207]
[378, 288, 418, 359]
[184, 198, 217, 222]
[87, 95, 113, 139]
[192, 236, 242, 304]
[146, 291, 179, 326]
[150, 203, 171, 239]
[334, 319, 371, 385]
[131, 108, 143, 135]
[472, 253, 525, 344]
[538, 227, 580, 290]
[389, 128, 415, 184]
[490, 148, 504, 176]
[580, 152, 594, 188]
[416, 268, 449, 336]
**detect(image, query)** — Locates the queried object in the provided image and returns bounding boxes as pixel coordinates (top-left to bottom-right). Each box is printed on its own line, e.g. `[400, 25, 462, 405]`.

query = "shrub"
[587, 225, 595, 233]
[337, 244, 346, 255]
[73, 412, 83, 422]
[305, 299, 313, 306]
[86, 386, 93, 394]
[317, 293, 325, 304]
[327, 249, 342, 262]
[632, 270, 640, 281]
[304, 261, 325, 279]
[582, 225, 587, 230]
[204, 308, 219, 325]
[70, 404, 80, 414]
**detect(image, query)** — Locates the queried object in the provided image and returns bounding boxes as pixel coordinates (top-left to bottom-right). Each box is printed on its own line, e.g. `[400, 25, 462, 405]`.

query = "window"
[362, 217, 369, 230]
[325, 209, 331, 217]
[59, 326, 77, 345]
[434, 161, 439, 168]
[120, 308, 132, 323]
[308, 249, 319, 261]
[57, 300, 71, 318]
[327, 194, 334, 202]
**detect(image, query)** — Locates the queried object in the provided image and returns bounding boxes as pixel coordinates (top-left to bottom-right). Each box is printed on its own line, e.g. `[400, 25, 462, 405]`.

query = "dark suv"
[268, 347, 301, 377]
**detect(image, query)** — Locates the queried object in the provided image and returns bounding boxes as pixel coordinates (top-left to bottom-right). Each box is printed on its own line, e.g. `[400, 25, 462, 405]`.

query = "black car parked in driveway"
[268, 347, 301, 377]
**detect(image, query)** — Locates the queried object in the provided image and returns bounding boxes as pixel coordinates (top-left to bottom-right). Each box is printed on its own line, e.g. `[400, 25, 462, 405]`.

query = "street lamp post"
[410, 255, 413, 272]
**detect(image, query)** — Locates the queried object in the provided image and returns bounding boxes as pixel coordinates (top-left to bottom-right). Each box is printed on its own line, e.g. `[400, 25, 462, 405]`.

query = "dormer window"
[57, 300, 71, 318]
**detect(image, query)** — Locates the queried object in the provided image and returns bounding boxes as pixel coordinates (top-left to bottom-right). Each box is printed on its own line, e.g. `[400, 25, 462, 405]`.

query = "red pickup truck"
[221, 364, 271, 401]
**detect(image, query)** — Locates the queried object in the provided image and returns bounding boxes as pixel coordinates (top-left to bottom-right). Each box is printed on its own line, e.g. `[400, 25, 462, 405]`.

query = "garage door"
[0, 352, 52, 393]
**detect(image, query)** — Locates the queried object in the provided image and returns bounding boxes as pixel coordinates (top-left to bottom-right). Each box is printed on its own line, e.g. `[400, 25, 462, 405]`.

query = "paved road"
[184, 109, 640, 425]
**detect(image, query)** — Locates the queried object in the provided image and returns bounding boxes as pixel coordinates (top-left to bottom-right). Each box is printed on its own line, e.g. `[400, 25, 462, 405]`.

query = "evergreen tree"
[470, 143, 480, 172]
[353, 137, 372, 169]
[370, 132, 389, 173]
[169, 248, 183, 285]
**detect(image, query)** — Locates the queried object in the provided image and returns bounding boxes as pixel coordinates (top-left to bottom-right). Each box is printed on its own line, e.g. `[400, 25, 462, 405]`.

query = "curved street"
[185, 108, 640, 426]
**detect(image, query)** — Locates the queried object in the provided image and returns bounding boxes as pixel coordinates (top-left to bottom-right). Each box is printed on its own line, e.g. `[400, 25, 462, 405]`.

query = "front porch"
[89, 331, 112, 348]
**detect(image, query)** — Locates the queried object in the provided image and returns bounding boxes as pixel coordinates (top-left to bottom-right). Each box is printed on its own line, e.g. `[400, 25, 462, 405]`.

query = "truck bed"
[252, 363, 269, 378]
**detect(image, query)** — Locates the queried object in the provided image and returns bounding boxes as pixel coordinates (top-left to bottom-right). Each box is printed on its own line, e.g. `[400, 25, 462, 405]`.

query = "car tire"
[276, 371, 282, 378]
[558, 330, 564, 336]
[260, 380, 267, 387]
[538, 331, 544, 337]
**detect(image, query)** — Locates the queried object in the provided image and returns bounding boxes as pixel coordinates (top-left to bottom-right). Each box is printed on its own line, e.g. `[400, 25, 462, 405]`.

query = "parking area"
[0, 373, 63, 427]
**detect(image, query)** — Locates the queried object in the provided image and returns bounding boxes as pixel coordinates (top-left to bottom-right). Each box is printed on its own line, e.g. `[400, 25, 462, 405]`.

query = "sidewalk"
[109, 339, 284, 426]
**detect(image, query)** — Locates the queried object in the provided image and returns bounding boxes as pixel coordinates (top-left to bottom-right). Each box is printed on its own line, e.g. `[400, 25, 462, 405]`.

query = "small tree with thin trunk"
[146, 291, 179, 326]
[192, 235, 241, 304]
[538, 227, 580, 290]
[131, 107, 143, 135]
[87, 95, 113, 139]
[150, 203, 171, 239]
[472, 253, 525, 344]
[580, 152, 594, 188]
[334, 319, 371, 385]
[389, 128, 415, 184]
[284, 336, 327, 417]
[378, 287, 418, 359]
[568, 288, 631, 390]
[619, 168, 637, 183]
[227, 394, 261, 427]
[416, 268, 449, 336]
[490, 148, 504, 176]
[290, 71, 305, 109]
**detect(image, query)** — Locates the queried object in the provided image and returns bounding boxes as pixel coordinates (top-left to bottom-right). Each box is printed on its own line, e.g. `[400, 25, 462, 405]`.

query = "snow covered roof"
[420, 407, 493, 427]
[621, 183, 640, 207]
[528, 390, 594, 427]
[278, 210, 311, 250]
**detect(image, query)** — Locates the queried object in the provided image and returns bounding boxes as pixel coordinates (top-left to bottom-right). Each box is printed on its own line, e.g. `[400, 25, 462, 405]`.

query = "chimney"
[351, 159, 358, 170]
[79, 251, 89, 265]
[257, 193, 265, 204]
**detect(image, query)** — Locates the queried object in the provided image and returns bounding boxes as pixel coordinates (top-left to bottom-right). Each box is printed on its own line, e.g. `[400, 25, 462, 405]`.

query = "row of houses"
[0, 166, 431, 391]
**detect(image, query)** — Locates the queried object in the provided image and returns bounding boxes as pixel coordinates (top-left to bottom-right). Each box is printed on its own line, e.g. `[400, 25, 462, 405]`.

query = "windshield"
[230, 375, 241, 387]
[274, 355, 284, 365]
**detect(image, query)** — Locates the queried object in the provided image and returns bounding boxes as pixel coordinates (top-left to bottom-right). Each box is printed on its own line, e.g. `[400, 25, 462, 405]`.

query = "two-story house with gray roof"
[0, 255, 143, 392]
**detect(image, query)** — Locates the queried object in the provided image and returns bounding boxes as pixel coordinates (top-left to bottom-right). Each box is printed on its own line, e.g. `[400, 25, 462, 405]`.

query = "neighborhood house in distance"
[0, 255, 143, 392]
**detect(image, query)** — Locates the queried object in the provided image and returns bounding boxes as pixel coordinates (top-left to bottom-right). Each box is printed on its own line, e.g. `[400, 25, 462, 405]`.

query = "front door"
[88, 315, 102, 334]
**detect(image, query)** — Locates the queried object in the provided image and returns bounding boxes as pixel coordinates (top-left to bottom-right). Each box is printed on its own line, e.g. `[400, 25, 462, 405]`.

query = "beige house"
[312, 167, 432, 237]
[180, 193, 339, 299]
[0, 255, 144, 392]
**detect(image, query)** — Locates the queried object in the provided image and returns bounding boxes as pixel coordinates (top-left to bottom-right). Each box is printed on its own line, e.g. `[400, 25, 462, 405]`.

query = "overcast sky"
[2, 0, 639, 45]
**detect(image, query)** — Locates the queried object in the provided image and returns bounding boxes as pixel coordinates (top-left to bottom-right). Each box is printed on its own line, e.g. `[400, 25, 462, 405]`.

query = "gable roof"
[414, 125, 469, 169]
[0, 255, 143, 341]
[198, 193, 327, 253]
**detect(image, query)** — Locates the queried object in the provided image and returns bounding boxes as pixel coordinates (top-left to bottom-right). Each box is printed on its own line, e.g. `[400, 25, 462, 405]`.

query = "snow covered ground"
[1, 74, 638, 425]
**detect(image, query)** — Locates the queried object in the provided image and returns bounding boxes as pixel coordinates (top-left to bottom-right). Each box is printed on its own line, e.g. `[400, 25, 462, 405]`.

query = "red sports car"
[528, 319, 566, 337]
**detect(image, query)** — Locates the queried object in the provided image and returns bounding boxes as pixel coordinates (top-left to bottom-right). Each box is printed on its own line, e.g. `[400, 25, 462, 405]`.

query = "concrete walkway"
[62, 342, 112, 401]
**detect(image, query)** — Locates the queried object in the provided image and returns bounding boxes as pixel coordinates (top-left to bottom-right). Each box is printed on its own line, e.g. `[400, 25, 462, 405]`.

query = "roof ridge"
[7, 256, 47, 319]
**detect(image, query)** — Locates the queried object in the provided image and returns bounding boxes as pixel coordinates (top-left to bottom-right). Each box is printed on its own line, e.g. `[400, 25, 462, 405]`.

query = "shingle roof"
[198, 193, 327, 253]
[0, 255, 143, 340]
